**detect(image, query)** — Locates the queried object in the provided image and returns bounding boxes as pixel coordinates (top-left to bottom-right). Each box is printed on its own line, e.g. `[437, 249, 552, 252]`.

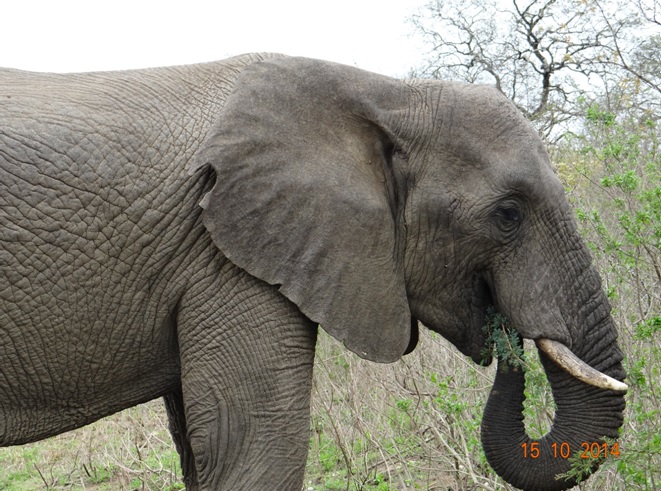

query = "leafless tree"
[410, 0, 661, 138]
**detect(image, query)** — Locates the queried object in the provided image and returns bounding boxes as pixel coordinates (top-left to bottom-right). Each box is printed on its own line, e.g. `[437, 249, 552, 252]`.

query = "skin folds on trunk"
[481, 346, 626, 491]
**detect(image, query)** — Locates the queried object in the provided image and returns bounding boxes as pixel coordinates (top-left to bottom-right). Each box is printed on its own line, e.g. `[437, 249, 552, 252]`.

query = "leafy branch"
[481, 308, 526, 368]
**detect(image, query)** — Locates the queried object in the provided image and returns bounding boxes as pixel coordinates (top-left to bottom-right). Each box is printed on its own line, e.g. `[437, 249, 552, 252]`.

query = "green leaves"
[635, 316, 661, 340]
[560, 101, 661, 490]
[568, 104, 661, 285]
[586, 105, 616, 127]
[481, 308, 525, 369]
[600, 170, 640, 192]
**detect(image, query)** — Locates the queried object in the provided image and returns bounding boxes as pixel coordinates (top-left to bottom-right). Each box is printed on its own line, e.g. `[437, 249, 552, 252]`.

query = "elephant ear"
[190, 57, 412, 362]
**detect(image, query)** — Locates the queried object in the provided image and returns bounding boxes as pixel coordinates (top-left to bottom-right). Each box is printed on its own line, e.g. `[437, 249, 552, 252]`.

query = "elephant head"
[191, 57, 626, 490]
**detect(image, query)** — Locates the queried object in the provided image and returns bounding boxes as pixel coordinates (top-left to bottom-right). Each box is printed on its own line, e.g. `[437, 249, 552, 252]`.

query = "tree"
[410, 0, 661, 139]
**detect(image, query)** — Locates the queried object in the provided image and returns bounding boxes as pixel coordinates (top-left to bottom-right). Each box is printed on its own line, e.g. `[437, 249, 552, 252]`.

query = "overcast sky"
[1, 0, 428, 78]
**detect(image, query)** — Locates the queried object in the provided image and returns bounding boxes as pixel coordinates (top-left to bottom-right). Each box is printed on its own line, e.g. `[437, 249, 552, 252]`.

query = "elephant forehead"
[418, 136, 556, 197]
[415, 94, 557, 198]
[487, 146, 559, 194]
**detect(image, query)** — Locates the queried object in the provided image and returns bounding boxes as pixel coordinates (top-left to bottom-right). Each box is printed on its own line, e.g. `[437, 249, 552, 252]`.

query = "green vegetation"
[558, 103, 661, 491]
[0, 405, 184, 490]
[481, 308, 524, 368]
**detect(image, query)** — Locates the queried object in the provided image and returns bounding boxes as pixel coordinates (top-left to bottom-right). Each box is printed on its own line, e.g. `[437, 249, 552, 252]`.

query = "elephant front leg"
[176, 271, 317, 490]
[164, 388, 199, 490]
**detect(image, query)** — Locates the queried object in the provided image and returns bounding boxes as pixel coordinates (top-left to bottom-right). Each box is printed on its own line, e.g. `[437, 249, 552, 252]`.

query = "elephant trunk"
[481, 321, 626, 491]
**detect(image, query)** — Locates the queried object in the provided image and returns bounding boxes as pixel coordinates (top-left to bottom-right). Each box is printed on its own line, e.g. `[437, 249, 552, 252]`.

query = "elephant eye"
[495, 206, 522, 231]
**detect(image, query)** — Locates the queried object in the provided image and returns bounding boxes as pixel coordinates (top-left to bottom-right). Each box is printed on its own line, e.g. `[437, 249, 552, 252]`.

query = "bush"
[557, 104, 661, 490]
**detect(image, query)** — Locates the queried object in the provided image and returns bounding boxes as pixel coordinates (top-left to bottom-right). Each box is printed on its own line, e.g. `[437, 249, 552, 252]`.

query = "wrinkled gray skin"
[0, 54, 625, 490]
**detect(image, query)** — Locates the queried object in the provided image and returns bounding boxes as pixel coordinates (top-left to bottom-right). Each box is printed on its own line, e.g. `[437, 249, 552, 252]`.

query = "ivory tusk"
[536, 338, 628, 392]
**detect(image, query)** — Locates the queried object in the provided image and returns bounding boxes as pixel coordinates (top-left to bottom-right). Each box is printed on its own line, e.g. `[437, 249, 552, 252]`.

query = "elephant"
[0, 53, 627, 491]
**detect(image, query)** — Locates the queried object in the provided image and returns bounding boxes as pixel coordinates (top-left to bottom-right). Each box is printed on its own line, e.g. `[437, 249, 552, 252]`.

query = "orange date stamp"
[521, 441, 620, 459]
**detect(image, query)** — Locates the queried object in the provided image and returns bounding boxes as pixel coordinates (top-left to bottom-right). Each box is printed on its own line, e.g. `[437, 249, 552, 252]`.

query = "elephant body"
[1, 53, 317, 488]
[0, 54, 626, 490]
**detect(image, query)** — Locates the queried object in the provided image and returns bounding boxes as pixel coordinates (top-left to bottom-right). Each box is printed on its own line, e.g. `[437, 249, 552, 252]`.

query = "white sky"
[1, 0, 429, 78]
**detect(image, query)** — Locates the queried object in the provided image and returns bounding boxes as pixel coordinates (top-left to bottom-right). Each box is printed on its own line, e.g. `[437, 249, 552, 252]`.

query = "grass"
[0, 403, 184, 490]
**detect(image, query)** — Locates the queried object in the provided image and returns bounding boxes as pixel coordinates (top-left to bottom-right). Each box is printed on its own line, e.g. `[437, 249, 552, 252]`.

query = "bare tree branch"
[409, 0, 661, 137]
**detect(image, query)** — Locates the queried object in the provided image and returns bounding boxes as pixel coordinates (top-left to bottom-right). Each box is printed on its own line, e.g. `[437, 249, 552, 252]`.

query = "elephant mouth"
[475, 273, 627, 392]
[467, 273, 495, 365]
